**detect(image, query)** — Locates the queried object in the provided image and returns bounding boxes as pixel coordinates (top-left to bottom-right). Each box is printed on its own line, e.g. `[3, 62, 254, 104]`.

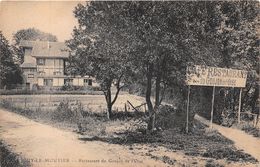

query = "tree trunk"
[107, 103, 112, 119]
[146, 64, 154, 133]
[148, 73, 161, 132]
[155, 73, 161, 106]
[104, 76, 123, 120]
[104, 84, 112, 120]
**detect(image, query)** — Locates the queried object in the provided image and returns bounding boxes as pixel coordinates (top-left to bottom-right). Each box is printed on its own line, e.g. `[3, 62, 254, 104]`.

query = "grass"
[0, 141, 31, 167]
[241, 123, 260, 138]
[78, 120, 258, 164]
[232, 121, 260, 138]
[0, 88, 103, 95]
[0, 93, 145, 113]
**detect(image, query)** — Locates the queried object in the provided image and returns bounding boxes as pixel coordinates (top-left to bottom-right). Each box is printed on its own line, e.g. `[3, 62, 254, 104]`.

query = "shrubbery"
[0, 89, 103, 95]
[154, 105, 195, 131]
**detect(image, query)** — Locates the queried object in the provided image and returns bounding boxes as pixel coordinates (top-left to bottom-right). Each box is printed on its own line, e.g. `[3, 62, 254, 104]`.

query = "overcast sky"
[0, 1, 84, 43]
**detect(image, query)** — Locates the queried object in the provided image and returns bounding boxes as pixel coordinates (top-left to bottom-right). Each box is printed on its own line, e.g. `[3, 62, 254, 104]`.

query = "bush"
[0, 88, 103, 95]
[60, 85, 101, 91]
[0, 141, 30, 167]
[241, 123, 260, 137]
[61, 84, 78, 91]
[155, 105, 194, 130]
[205, 160, 224, 167]
[203, 147, 258, 162]
[0, 99, 12, 109]
[52, 101, 80, 122]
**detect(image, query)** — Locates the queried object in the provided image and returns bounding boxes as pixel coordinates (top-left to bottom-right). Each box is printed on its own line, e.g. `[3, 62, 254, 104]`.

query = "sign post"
[186, 65, 247, 129]
[238, 88, 242, 124]
[186, 85, 191, 133]
[210, 86, 215, 129]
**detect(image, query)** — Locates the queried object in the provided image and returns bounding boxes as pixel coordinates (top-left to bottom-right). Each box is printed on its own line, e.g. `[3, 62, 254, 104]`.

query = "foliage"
[12, 28, 58, 63]
[191, 1, 259, 123]
[52, 101, 75, 122]
[0, 141, 31, 167]
[67, 2, 135, 119]
[13, 27, 57, 45]
[68, 1, 259, 130]
[125, 1, 259, 129]
[241, 123, 260, 138]
[0, 89, 103, 95]
[0, 31, 23, 89]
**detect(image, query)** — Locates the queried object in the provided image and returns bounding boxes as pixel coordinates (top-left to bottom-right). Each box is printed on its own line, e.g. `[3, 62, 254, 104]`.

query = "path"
[195, 115, 260, 162]
[0, 108, 163, 167]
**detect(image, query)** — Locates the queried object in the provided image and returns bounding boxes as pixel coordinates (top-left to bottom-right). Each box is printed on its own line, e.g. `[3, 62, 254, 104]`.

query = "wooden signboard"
[185, 65, 248, 132]
[186, 65, 247, 88]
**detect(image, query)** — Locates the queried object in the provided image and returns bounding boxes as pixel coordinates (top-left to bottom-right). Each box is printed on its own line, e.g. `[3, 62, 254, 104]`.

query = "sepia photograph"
[0, 1, 259, 167]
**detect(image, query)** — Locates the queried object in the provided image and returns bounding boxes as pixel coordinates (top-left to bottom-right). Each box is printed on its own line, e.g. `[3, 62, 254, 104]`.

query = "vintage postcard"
[0, 1, 259, 167]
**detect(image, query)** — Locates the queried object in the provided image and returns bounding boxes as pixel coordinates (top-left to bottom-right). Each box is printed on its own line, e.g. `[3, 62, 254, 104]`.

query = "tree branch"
[111, 73, 124, 105]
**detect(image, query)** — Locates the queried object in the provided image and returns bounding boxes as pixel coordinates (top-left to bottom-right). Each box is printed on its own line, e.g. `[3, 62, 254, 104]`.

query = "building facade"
[20, 40, 97, 89]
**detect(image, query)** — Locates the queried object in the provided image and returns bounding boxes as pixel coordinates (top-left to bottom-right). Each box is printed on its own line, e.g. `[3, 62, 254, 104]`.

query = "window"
[84, 79, 92, 86]
[54, 59, 58, 67]
[37, 58, 45, 65]
[53, 71, 61, 75]
[44, 79, 53, 86]
[54, 59, 63, 67]
[59, 59, 63, 66]
[28, 74, 34, 78]
[30, 69, 36, 72]
[64, 79, 73, 86]
[88, 79, 92, 86]
[38, 71, 45, 76]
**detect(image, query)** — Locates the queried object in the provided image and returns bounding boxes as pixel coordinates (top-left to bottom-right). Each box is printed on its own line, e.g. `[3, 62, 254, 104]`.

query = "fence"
[0, 94, 146, 114]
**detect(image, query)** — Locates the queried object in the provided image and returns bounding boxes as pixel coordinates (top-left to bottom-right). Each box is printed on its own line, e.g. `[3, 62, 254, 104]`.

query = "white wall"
[38, 78, 44, 86]
[73, 78, 84, 86]
[37, 58, 64, 76]
[58, 78, 64, 86]
[53, 78, 64, 86]
[24, 48, 36, 64]
[53, 78, 59, 86]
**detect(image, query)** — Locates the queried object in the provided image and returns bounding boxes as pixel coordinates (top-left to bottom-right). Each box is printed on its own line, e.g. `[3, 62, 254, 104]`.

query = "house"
[20, 40, 97, 90]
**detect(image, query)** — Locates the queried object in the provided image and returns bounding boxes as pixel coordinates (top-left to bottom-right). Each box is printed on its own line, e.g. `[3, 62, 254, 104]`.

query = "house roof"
[20, 63, 36, 68]
[20, 40, 69, 58]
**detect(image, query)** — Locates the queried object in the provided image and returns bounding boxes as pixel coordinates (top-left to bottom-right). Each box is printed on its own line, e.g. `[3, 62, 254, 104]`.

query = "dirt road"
[0, 108, 162, 167]
[195, 115, 260, 162]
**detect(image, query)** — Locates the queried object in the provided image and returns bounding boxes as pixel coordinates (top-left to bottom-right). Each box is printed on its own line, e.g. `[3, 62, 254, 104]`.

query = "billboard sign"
[186, 65, 247, 87]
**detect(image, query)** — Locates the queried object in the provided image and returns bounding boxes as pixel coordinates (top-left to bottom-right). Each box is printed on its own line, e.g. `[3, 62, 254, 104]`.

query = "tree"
[123, 1, 259, 130]
[186, 1, 259, 122]
[0, 31, 23, 89]
[123, 2, 219, 132]
[13, 28, 58, 63]
[67, 2, 134, 119]
[213, 1, 259, 120]
[68, 1, 259, 130]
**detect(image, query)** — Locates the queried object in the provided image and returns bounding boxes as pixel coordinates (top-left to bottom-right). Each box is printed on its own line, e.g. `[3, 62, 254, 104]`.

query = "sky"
[0, 1, 84, 43]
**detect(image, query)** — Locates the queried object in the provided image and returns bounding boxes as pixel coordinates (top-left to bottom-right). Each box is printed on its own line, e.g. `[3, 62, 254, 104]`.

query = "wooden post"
[253, 114, 257, 127]
[238, 88, 242, 124]
[186, 85, 191, 133]
[210, 86, 216, 129]
[24, 98, 27, 109]
[124, 103, 128, 112]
